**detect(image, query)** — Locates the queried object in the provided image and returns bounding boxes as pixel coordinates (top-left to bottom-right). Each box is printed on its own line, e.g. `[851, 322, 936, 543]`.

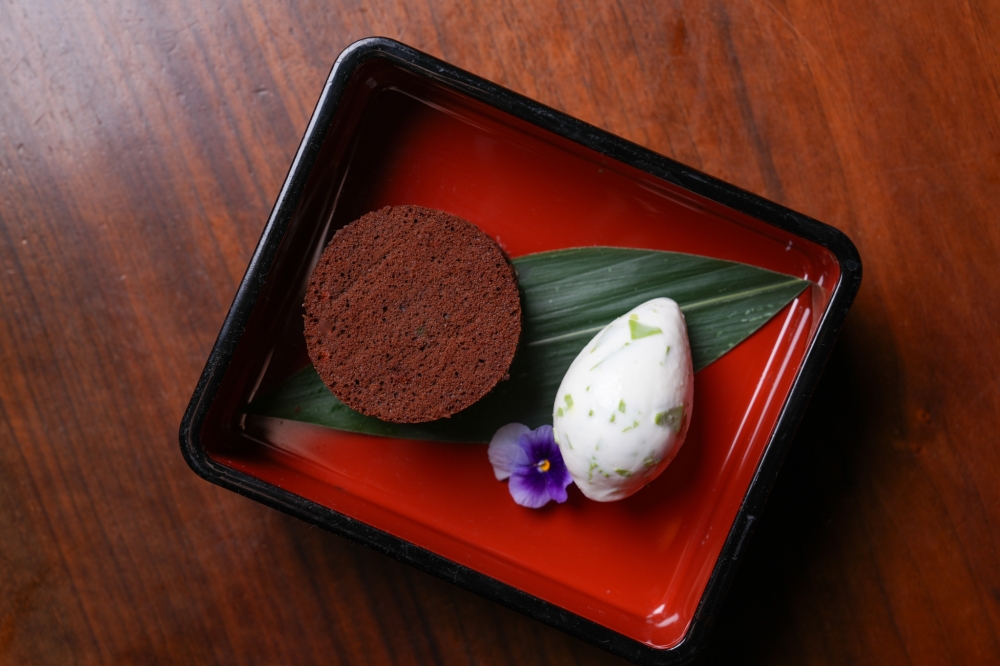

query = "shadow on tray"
[694, 308, 891, 664]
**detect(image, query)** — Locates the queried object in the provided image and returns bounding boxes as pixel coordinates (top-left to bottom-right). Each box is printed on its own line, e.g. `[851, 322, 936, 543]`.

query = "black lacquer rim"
[180, 37, 863, 666]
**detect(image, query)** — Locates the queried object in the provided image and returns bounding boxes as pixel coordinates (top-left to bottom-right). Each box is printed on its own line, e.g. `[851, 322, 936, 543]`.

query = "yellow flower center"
[537, 459, 551, 472]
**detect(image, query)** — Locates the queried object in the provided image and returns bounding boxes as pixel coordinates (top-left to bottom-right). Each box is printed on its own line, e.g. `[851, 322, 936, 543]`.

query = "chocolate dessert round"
[303, 205, 522, 423]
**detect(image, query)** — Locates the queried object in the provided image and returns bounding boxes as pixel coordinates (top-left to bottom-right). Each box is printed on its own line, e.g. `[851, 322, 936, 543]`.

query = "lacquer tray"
[180, 38, 861, 665]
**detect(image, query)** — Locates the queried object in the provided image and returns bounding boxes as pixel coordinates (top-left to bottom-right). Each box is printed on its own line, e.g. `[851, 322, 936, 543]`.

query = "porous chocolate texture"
[303, 205, 522, 423]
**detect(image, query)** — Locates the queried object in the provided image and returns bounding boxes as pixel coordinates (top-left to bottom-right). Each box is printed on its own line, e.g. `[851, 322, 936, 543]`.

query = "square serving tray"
[180, 38, 861, 665]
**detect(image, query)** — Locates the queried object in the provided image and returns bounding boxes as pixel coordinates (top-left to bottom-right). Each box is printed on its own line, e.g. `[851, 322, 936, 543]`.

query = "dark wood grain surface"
[3, 1, 999, 664]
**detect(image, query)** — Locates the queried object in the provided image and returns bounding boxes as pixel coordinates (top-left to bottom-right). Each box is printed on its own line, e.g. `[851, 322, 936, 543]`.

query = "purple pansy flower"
[488, 423, 573, 508]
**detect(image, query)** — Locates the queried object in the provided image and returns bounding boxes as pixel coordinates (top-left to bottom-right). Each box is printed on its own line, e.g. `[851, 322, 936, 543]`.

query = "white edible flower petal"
[488, 422, 531, 480]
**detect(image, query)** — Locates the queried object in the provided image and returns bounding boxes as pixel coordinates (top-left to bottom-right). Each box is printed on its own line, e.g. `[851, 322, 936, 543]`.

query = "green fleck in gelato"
[655, 405, 686, 431]
[629, 319, 663, 340]
[622, 420, 640, 433]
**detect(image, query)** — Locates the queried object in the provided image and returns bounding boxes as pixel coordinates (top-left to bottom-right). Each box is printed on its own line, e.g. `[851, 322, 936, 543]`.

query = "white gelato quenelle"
[552, 298, 693, 502]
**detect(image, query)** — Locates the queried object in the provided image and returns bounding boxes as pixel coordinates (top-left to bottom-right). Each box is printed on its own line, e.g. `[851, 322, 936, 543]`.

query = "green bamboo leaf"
[246, 248, 808, 443]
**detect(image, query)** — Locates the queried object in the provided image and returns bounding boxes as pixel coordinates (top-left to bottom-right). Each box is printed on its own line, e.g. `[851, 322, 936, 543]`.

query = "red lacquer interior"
[201, 61, 841, 649]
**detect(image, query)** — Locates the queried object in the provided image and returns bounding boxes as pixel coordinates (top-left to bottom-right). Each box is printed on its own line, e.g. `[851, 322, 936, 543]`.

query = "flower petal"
[488, 423, 531, 480]
[519, 425, 555, 458]
[509, 468, 552, 508]
[543, 462, 571, 504]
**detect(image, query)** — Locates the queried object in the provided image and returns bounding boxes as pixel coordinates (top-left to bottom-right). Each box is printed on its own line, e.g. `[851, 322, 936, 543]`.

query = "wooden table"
[3, 1, 998, 663]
